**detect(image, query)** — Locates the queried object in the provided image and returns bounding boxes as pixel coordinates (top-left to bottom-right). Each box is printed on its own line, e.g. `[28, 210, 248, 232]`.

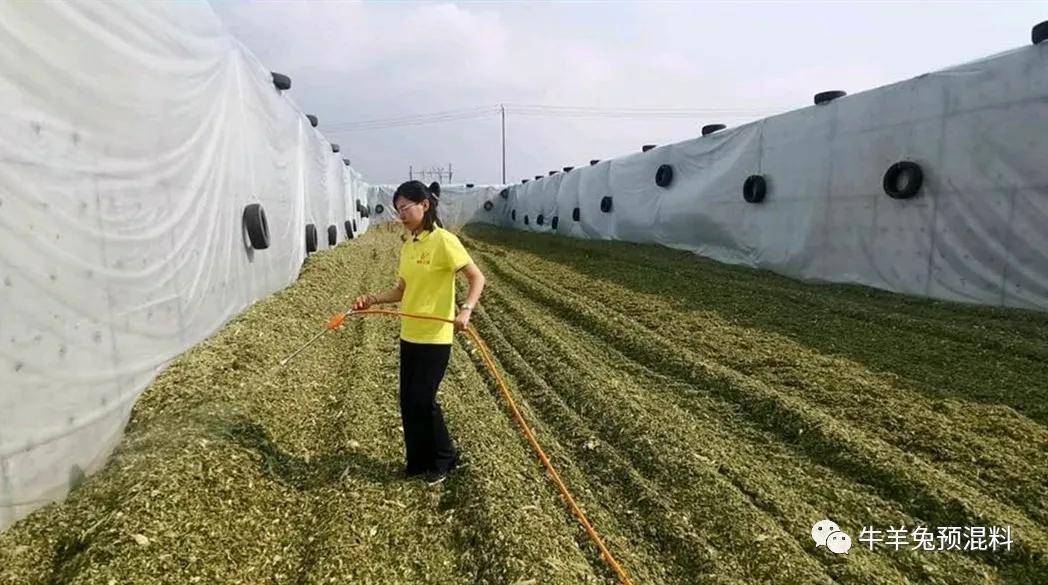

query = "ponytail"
[428, 182, 443, 228]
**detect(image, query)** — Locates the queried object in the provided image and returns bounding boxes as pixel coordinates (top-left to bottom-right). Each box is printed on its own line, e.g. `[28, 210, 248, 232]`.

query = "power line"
[511, 110, 773, 119]
[323, 111, 494, 132]
[326, 105, 495, 127]
[324, 101, 785, 185]
[321, 102, 784, 133]
[505, 102, 780, 114]
[323, 106, 498, 132]
[508, 103, 780, 119]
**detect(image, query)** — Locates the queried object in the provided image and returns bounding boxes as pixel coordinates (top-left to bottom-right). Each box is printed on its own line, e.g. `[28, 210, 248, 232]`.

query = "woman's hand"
[453, 309, 472, 332]
[353, 293, 376, 311]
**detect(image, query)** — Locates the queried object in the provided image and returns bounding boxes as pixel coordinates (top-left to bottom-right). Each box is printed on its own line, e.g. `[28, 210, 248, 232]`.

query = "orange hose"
[328, 313, 347, 330]
[346, 308, 636, 585]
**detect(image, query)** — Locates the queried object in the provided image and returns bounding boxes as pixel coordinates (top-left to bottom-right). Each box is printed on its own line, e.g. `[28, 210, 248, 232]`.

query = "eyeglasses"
[395, 202, 421, 216]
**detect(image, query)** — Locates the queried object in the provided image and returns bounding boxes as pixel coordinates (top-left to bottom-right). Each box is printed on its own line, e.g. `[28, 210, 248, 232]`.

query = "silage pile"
[1, 221, 1046, 585]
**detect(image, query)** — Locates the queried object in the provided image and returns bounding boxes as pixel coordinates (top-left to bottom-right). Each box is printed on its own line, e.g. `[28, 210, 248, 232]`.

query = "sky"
[208, 1, 1047, 186]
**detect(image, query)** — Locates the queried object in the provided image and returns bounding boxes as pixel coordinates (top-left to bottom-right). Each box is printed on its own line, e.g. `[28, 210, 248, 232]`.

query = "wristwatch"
[460, 302, 474, 311]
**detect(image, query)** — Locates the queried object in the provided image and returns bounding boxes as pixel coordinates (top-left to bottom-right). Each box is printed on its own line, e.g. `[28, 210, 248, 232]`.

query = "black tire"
[305, 224, 318, 253]
[702, 124, 726, 136]
[331, 144, 340, 153]
[243, 203, 270, 250]
[642, 144, 656, 152]
[524, 215, 529, 225]
[512, 210, 516, 221]
[327, 225, 337, 246]
[1033, 20, 1048, 44]
[883, 161, 924, 199]
[600, 196, 613, 213]
[375, 204, 384, 215]
[466, 183, 474, 188]
[483, 201, 493, 211]
[356, 201, 364, 214]
[590, 159, 600, 166]
[549, 170, 558, 176]
[352, 220, 357, 231]
[522, 179, 529, 184]
[537, 214, 544, 225]
[814, 90, 847, 105]
[572, 207, 580, 221]
[743, 175, 767, 203]
[307, 114, 318, 127]
[563, 167, 574, 173]
[345, 220, 354, 239]
[500, 188, 509, 199]
[271, 72, 291, 91]
[551, 216, 559, 230]
[655, 164, 674, 188]
[342, 158, 351, 166]
[535, 175, 543, 180]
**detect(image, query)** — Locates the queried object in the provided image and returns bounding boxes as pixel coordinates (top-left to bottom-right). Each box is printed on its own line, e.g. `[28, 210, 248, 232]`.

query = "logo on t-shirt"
[415, 250, 432, 266]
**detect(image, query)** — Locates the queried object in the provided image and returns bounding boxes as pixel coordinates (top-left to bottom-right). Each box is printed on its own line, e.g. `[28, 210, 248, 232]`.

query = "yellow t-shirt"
[397, 226, 473, 344]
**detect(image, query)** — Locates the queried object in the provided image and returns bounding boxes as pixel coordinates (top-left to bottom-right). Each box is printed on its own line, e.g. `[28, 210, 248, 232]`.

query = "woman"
[352, 180, 486, 485]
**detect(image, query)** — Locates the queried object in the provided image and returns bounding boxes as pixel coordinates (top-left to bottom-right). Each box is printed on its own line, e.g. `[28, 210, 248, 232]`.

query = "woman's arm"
[353, 278, 405, 310]
[458, 263, 485, 308]
[372, 277, 406, 304]
[453, 263, 485, 331]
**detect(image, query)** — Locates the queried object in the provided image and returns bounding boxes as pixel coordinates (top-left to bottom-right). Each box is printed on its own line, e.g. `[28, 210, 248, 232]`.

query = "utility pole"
[448, 163, 453, 184]
[500, 103, 506, 184]
[409, 165, 413, 180]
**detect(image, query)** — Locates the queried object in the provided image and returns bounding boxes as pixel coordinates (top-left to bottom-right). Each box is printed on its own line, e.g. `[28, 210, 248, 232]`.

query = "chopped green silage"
[1, 221, 1045, 584]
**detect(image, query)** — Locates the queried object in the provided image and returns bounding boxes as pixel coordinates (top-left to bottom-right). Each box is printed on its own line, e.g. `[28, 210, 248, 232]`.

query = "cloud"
[208, 0, 1048, 184]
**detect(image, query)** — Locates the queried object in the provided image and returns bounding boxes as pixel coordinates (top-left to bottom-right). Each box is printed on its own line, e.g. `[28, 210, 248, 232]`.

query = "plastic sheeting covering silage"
[3, 0, 1046, 536]
[367, 184, 505, 229]
[0, 2, 373, 530]
[482, 43, 1048, 311]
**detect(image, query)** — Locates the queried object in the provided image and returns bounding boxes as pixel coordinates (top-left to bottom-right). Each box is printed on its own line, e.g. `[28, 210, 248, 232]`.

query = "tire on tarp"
[743, 175, 767, 203]
[883, 161, 924, 200]
[243, 203, 270, 250]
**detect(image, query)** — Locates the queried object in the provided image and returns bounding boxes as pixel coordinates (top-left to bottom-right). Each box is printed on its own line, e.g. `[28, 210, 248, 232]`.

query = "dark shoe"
[436, 452, 461, 475]
[446, 452, 461, 473]
[423, 469, 447, 485]
[400, 466, 426, 480]
[424, 453, 463, 485]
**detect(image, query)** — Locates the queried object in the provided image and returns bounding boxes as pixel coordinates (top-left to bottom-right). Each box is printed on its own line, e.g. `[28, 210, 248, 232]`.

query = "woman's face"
[395, 197, 428, 231]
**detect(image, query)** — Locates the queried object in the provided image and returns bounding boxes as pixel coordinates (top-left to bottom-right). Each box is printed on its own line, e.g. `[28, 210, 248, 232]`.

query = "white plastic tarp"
[367, 184, 505, 230]
[492, 43, 1048, 311]
[0, 2, 372, 530]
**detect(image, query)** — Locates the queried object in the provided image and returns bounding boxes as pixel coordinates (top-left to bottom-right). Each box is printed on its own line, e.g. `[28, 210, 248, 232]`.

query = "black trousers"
[398, 339, 457, 474]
